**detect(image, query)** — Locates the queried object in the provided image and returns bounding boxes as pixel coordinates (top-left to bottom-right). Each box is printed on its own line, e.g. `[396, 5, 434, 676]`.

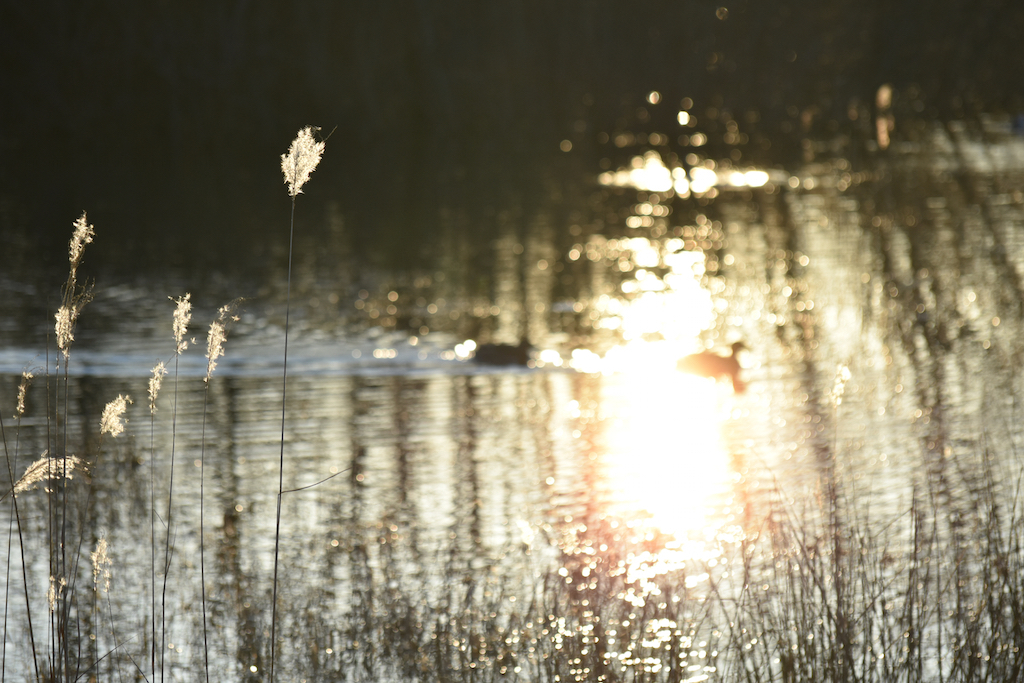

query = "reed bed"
[0, 127, 325, 682]
[259, 455, 1024, 683]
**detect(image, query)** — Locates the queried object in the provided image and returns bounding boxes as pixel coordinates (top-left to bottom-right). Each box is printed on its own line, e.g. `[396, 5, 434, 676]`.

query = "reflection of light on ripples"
[562, 185, 741, 543]
[599, 151, 772, 196]
[568, 244, 713, 376]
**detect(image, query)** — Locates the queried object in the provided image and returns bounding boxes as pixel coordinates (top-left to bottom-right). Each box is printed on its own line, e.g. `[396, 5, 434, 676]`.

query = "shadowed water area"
[3, 119, 1024, 681]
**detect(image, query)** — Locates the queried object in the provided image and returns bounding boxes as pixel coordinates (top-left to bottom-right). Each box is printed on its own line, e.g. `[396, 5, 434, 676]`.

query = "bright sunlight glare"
[589, 254, 733, 539]
[601, 359, 736, 539]
[559, 197, 739, 542]
[599, 152, 774, 195]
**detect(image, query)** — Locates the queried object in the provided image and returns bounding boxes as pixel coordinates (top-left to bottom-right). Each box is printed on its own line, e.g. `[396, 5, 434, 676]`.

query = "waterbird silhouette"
[473, 340, 533, 366]
[677, 341, 747, 393]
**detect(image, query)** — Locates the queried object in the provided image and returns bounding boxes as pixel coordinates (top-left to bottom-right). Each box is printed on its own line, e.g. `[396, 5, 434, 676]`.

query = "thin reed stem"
[44, 345, 54, 682]
[159, 352, 180, 683]
[103, 593, 126, 683]
[58, 356, 71, 680]
[270, 196, 295, 682]
[148, 358, 167, 683]
[2, 465, 8, 683]
[1, 410, 40, 682]
[199, 386, 211, 683]
[149, 409, 156, 683]
[159, 295, 190, 683]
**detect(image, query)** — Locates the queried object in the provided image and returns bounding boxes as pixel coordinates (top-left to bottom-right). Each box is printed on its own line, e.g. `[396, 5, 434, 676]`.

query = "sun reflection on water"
[602, 357, 738, 541]
[563, 207, 744, 545]
[598, 150, 774, 197]
[593, 283, 740, 547]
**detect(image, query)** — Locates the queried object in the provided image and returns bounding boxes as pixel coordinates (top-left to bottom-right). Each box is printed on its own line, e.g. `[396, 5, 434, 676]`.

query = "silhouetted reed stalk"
[89, 537, 123, 683]
[270, 126, 324, 682]
[92, 396, 132, 679]
[160, 293, 191, 683]
[47, 213, 95, 681]
[2, 371, 41, 682]
[1, 415, 10, 683]
[197, 302, 237, 683]
[147, 361, 166, 683]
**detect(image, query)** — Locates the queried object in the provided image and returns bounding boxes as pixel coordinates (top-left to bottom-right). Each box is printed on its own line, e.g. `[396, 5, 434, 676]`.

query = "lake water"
[3, 119, 1024, 681]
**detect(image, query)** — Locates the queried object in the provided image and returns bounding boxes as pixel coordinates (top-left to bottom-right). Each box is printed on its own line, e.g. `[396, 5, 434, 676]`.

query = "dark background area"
[2, 0, 1023, 276]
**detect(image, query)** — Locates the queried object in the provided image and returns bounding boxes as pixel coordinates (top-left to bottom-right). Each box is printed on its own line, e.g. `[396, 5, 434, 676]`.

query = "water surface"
[3, 120, 1024, 681]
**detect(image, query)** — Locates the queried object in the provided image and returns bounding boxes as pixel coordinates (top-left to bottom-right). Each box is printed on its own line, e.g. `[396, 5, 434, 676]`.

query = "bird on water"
[677, 341, 747, 393]
[473, 340, 533, 366]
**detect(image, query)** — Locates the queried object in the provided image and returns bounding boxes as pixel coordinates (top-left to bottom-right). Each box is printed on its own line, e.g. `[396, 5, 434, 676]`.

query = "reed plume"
[12, 453, 84, 495]
[148, 362, 167, 414]
[90, 538, 112, 593]
[205, 302, 239, 382]
[54, 306, 75, 359]
[100, 394, 132, 437]
[56, 212, 95, 359]
[68, 213, 94, 281]
[47, 576, 67, 614]
[281, 126, 325, 197]
[15, 370, 32, 418]
[172, 294, 192, 355]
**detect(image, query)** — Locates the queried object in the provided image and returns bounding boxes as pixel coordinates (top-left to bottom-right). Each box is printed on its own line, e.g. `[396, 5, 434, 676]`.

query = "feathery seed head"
[205, 301, 240, 382]
[91, 538, 113, 593]
[206, 321, 226, 381]
[15, 370, 33, 418]
[55, 305, 75, 358]
[149, 361, 167, 414]
[100, 394, 133, 437]
[57, 213, 96, 360]
[15, 453, 84, 494]
[48, 576, 67, 613]
[172, 294, 192, 354]
[69, 212, 95, 276]
[281, 126, 325, 197]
